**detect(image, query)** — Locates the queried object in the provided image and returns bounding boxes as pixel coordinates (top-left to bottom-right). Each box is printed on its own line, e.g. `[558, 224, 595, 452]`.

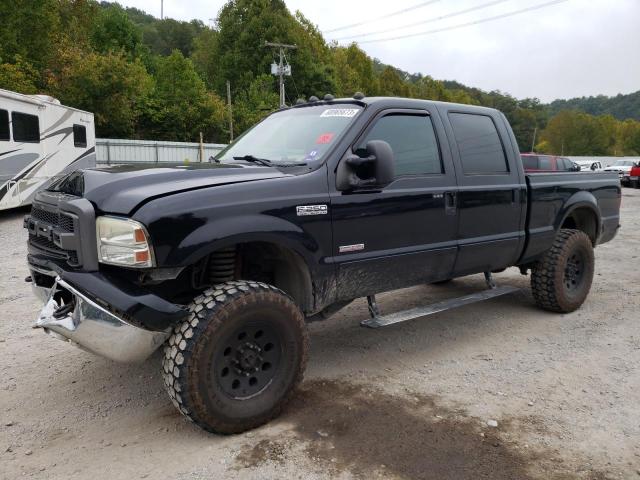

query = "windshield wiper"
[232, 155, 308, 168]
[233, 155, 273, 167]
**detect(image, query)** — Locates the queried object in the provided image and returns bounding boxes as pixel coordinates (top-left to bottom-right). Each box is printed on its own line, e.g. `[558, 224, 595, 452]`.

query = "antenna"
[265, 42, 297, 108]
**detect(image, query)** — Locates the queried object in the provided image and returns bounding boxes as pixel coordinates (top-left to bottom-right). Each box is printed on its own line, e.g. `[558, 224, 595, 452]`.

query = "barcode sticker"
[320, 109, 360, 118]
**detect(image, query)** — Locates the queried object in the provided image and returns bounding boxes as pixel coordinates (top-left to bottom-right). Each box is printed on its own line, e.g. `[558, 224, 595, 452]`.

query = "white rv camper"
[0, 88, 96, 210]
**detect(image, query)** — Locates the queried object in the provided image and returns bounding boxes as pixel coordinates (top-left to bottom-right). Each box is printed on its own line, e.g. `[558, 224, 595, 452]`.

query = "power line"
[356, 0, 569, 44]
[331, 0, 512, 41]
[283, 51, 301, 100]
[324, 0, 441, 33]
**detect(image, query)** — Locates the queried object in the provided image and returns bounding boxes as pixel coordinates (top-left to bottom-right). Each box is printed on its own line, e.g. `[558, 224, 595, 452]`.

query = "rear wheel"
[530, 229, 595, 313]
[162, 281, 308, 434]
[632, 179, 639, 189]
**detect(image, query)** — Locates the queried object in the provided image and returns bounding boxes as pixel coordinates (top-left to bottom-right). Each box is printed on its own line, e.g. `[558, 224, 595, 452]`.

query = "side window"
[356, 114, 442, 176]
[0, 110, 9, 141]
[73, 124, 87, 148]
[522, 156, 538, 170]
[12, 112, 40, 143]
[448, 113, 509, 174]
[538, 156, 552, 170]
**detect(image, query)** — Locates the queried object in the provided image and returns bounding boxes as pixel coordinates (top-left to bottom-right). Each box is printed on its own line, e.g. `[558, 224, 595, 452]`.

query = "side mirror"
[336, 140, 395, 191]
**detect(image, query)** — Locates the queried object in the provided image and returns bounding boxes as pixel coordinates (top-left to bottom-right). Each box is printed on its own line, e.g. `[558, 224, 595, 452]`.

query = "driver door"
[328, 109, 459, 301]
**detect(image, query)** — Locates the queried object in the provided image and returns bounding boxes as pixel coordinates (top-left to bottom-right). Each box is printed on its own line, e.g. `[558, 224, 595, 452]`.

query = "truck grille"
[26, 203, 80, 267]
[30, 206, 75, 233]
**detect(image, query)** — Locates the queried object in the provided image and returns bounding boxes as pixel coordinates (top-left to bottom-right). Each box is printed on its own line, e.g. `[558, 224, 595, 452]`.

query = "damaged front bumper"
[30, 268, 185, 363]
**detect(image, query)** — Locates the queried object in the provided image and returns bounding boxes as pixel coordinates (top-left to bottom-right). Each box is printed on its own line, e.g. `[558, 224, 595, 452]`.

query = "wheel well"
[561, 207, 598, 244]
[194, 242, 314, 313]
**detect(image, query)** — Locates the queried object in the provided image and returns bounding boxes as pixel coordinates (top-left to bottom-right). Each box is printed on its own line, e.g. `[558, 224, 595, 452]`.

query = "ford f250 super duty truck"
[24, 95, 621, 434]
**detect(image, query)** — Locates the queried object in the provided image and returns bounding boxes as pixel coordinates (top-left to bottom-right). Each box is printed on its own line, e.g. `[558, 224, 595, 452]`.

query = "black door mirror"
[336, 140, 395, 191]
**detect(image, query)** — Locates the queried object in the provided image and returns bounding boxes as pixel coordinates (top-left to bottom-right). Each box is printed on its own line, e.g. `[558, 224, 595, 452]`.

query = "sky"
[118, 0, 639, 102]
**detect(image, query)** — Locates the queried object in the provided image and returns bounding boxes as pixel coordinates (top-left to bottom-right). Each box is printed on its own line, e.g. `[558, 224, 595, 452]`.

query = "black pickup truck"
[25, 96, 620, 434]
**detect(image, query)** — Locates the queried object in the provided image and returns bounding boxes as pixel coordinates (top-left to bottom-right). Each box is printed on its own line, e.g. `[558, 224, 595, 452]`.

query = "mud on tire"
[162, 281, 308, 434]
[531, 229, 595, 313]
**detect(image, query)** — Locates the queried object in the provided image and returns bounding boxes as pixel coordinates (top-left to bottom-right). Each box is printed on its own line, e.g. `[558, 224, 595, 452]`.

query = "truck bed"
[520, 171, 621, 263]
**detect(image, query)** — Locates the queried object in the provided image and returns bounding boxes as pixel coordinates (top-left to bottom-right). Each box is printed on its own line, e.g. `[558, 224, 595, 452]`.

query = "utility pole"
[530, 127, 537, 152]
[161, 0, 164, 19]
[226, 80, 234, 142]
[265, 42, 297, 108]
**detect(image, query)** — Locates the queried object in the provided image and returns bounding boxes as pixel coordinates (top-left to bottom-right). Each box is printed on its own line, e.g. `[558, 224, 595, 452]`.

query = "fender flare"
[555, 191, 601, 242]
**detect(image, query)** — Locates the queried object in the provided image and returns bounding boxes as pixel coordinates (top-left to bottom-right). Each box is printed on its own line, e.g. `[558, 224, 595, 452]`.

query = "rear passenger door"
[439, 108, 526, 275]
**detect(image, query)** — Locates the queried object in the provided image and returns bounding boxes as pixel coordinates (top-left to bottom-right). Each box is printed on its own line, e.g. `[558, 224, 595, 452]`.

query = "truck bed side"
[519, 172, 621, 264]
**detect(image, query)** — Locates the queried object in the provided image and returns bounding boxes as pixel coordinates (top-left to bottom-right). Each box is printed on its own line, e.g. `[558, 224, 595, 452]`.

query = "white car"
[603, 159, 638, 186]
[574, 160, 603, 172]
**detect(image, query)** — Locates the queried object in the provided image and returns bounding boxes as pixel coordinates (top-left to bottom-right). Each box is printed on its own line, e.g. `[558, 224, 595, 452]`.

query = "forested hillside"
[0, 0, 639, 156]
[549, 91, 640, 122]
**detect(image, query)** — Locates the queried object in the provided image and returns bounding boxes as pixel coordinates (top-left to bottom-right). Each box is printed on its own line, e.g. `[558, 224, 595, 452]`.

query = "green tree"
[48, 48, 153, 137]
[0, 55, 39, 94]
[539, 111, 611, 155]
[0, 0, 59, 72]
[378, 66, 409, 97]
[618, 119, 640, 155]
[91, 3, 143, 57]
[331, 44, 378, 97]
[144, 50, 226, 142]
[233, 74, 280, 133]
[191, 28, 220, 89]
[141, 18, 205, 57]
[214, 0, 336, 101]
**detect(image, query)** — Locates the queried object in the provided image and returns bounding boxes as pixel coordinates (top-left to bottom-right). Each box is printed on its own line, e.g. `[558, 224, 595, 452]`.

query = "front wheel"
[162, 281, 308, 434]
[530, 229, 595, 313]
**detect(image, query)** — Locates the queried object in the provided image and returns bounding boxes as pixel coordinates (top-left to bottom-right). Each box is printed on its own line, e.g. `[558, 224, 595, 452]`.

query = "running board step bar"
[361, 272, 520, 329]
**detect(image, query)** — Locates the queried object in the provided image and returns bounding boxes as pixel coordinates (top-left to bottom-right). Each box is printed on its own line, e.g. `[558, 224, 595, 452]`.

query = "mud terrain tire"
[531, 229, 595, 313]
[162, 281, 308, 434]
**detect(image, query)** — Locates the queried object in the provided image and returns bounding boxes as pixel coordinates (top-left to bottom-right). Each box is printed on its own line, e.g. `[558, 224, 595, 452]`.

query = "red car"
[521, 153, 580, 172]
[630, 164, 640, 188]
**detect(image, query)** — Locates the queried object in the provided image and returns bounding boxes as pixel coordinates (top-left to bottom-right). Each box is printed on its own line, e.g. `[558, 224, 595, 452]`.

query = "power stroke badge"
[296, 205, 328, 216]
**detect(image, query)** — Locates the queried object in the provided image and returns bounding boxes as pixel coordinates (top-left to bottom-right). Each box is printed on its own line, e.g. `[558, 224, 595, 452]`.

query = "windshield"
[216, 104, 363, 165]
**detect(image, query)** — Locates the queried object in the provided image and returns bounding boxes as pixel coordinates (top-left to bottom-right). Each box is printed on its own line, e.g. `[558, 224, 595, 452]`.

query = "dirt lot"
[1, 189, 639, 480]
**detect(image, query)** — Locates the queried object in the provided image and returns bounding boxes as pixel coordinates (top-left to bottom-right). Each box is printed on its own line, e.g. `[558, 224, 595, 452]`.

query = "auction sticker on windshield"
[320, 108, 360, 118]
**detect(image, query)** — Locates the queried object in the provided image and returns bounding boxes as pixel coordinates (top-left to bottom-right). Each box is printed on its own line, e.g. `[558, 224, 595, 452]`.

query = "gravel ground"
[1, 189, 638, 480]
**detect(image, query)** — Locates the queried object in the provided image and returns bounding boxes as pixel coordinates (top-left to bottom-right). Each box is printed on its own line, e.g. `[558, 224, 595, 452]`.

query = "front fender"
[171, 214, 320, 267]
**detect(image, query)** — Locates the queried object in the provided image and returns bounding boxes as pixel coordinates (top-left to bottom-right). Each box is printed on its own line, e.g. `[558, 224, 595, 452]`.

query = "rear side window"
[357, 114, 442, 176]
[73, 124, 87, 147]
[0, 110, 9, 141]
[12, 112, 40, 143]
[522, 156, 538, 170]
[449, 113, 508, 174]
[539, 156, 552, 170]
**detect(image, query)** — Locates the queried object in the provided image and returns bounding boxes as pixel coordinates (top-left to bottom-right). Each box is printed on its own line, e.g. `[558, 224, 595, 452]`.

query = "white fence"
[96, 138, 227, 165]
[95, 139, 638, 169]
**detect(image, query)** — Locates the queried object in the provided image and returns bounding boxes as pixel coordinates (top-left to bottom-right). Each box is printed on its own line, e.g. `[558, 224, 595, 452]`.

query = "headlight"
[96, 216, 155, 268]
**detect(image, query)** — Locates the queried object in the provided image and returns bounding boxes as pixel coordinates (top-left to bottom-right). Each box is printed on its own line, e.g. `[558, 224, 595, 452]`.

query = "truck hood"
[48, 163, 290, 214]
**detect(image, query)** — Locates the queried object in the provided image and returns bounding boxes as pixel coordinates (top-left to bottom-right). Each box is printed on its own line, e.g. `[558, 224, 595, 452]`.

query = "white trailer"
[0, 88, 96, 210]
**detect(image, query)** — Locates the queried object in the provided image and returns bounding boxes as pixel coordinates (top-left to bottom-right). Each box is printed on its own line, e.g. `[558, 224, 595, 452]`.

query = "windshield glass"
[216, 104, 363, 165]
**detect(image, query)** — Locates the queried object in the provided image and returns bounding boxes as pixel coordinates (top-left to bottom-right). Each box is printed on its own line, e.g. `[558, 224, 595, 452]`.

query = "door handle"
[444, 191, 457, 215]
